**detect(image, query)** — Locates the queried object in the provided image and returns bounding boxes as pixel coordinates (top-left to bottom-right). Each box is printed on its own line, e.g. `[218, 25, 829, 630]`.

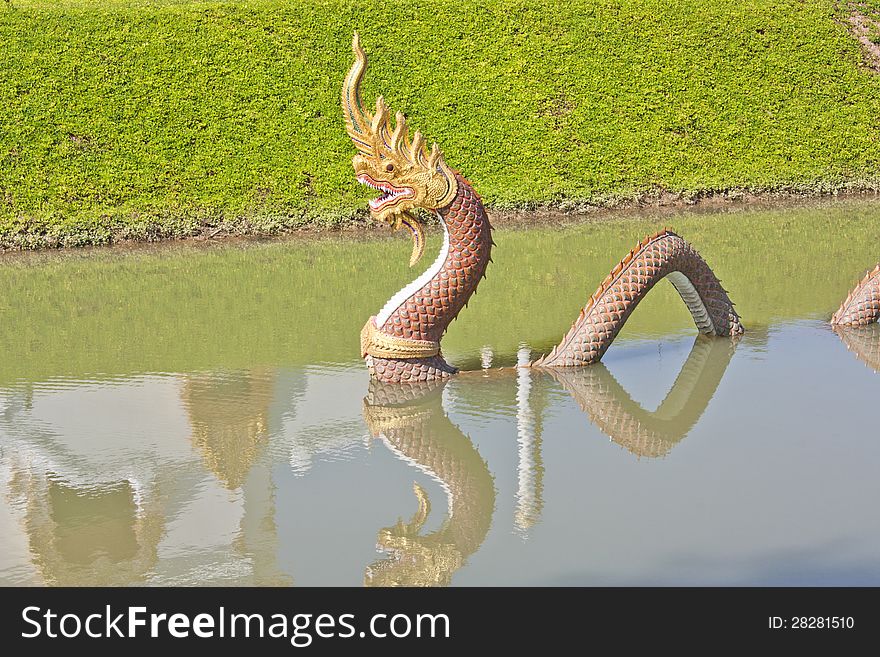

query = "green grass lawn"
[2, 0, 880, 247]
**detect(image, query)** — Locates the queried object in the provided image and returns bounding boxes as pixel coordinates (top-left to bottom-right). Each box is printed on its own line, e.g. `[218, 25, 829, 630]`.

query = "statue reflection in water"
[546, 335, 739, 458]
[834, 325, 880, 374]
[361, 334, 738, 585]
[361, 380, 495, 587]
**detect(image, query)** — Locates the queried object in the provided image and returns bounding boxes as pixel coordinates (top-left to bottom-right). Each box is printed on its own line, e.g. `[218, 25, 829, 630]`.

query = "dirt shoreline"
[2, 185, 880, 254]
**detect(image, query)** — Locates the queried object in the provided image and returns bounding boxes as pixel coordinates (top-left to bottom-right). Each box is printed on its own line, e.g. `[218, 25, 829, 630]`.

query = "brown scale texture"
[533, 230, 743, 367]
[546, 336, 737, 458]
[363, 378, 447, 406]
[366, 354, 457, 382]
[831, 264, 880, 326]
[369, 173, 492, 383]
[362, 382, 495, 586]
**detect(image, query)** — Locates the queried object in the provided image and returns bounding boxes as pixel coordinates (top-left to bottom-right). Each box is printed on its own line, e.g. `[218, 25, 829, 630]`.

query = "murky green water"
[2, 199, 879, 586]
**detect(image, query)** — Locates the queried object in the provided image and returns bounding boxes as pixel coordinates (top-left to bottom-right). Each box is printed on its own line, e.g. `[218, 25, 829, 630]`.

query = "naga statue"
[832, 264, 880, 373]
[343, 35, 743, 383]
[832, 264, 880, 327]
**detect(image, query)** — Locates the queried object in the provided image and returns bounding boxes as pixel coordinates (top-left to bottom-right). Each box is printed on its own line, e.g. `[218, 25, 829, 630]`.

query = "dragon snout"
[356, 173, 414, 217]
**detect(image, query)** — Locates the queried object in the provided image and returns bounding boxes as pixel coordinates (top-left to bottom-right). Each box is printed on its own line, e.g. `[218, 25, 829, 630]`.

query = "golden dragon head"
[342, 33, 458, 266]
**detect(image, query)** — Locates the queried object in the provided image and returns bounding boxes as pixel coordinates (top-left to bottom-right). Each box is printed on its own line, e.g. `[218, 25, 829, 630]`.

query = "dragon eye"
[385, 163, 394, 172]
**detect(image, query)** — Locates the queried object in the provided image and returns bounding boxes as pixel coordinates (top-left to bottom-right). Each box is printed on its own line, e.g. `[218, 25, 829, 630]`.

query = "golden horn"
[392, 111, 408, 158]
[410, 130, 426, 165]
[342, 33, 371, 153]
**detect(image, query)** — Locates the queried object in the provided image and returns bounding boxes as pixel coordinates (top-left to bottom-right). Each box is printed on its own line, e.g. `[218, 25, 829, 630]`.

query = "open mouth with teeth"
[358, 174, 415, 213]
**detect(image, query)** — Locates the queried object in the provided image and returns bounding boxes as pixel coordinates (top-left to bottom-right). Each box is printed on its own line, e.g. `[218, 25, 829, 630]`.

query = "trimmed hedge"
[2, 0, 880, 246]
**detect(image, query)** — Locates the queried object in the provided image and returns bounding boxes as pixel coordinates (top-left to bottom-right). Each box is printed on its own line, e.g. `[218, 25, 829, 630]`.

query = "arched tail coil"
[831, 264, 880, 327]
[532, 230, 744, 367]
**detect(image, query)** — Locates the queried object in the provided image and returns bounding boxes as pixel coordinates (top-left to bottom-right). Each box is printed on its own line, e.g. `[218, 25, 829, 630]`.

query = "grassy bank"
[2, 0, 880, 248]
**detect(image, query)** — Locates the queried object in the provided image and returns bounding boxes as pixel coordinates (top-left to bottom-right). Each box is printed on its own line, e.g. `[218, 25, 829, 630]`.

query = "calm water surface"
[1, 199, 879, 586]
